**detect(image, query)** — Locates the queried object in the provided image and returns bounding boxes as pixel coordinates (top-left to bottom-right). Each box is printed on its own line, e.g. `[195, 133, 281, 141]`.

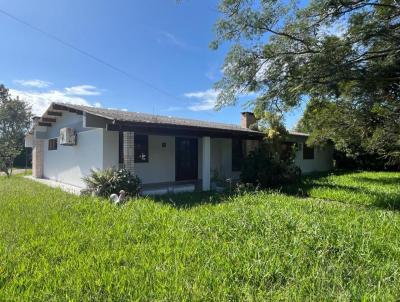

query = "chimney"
[241, 112, 256, 129]
[30, 116, 40, 129]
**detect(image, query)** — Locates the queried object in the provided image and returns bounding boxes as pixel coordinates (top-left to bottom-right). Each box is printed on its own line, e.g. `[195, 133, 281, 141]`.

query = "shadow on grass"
[353, 176, 400, 186]
[150, 191, 230, 209]
[149, 171, 400, 211]
[282, 171, 400, 211]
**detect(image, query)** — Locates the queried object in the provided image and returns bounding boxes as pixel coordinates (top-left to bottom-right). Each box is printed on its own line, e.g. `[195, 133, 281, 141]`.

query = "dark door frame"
[175, 137, 198, 181]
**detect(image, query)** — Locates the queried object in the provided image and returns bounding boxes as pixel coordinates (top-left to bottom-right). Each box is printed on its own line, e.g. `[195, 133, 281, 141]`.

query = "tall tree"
[0, 85, 32, 176]
[212, 0, 400, 167]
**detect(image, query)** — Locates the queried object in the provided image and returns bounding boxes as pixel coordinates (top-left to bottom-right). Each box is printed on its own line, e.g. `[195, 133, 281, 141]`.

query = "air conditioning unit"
[59, 128, 77, 146]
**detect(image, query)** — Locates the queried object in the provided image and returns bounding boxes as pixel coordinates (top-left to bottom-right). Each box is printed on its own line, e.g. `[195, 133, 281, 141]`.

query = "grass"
[285, 171, 400, 210]
[0, 172, 400, 301]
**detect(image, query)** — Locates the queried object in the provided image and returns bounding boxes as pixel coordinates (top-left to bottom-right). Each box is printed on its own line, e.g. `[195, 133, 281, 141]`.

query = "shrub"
[82, 168, 141, 197]
[240, 145, 301, 188]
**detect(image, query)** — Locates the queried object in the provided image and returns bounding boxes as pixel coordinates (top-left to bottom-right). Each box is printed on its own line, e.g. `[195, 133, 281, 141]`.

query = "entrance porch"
[111, 131, 261, 194]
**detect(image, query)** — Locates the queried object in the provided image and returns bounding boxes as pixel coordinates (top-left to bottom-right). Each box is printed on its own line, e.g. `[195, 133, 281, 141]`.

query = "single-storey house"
[25, 103, 333, 194]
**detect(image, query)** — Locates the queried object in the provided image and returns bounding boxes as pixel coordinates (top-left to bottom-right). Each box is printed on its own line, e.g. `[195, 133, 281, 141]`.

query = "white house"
[25, 103, 333, 194]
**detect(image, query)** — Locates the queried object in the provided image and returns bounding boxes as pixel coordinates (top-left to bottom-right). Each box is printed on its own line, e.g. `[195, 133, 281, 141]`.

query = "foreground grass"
[286, 171, 400, 210]
[1, 173, 400, 301]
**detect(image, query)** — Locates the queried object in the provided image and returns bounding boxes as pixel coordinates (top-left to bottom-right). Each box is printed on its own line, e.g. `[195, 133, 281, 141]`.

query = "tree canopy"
[212, 0, 400, 168]
[0, 85, 32, 176]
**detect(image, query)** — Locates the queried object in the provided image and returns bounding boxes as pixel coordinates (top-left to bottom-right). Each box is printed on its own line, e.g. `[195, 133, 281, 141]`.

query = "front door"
[175, 137, 198, 181]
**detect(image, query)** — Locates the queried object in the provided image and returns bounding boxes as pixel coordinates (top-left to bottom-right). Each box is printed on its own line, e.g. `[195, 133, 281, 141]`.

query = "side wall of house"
[39, 111, 121, 188]
[43, 128, 104, 188]
[289, 135, 334, 173]
[294, 144, 334, 173]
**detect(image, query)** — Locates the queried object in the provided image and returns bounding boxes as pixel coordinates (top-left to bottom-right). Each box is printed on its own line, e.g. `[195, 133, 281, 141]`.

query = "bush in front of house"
[234, 182, 260, 195]
[82, 168, 142, 198]
[240, 145, 301, 189]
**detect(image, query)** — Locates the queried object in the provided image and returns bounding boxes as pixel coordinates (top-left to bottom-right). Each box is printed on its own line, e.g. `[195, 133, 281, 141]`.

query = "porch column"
[32, 138, 44, 178]
[123, 132, 135, 173]
[202, 136, 211, 191]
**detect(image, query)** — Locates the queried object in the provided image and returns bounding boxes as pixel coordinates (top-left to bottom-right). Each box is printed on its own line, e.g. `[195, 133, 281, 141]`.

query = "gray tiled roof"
[47, 103, 309, 137]
[52, 103, 261, 134]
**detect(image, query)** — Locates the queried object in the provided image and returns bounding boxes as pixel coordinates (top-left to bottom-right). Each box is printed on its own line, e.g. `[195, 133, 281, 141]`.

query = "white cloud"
[184, 89, 220, 111]
[10, 88, 95, 116]
[65, 85, 101, 96]
[14, 79, 52, 88]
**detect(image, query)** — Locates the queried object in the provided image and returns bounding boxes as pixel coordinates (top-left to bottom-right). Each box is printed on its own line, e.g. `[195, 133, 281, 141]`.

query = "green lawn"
[1, 172, 400, 301]
[285, 171, 400, 209]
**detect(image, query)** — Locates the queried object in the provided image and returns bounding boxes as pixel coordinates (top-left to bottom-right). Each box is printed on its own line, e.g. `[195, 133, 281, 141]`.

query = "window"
[135, 135, 149, 163]
[232, 139, 244, 171]
[118, 132, 124, 164]
[48, 138, 57, 151]
[303, 144, 314, 160]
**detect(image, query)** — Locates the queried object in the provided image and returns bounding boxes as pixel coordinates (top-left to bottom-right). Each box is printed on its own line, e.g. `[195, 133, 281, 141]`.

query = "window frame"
[48, 138, 58, 151]
[134, 134, 149, 163]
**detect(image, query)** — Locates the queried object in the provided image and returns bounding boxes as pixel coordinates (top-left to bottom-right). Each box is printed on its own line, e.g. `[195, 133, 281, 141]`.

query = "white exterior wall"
[134, 135, 176, 184]
[103, 130, 119, 169]
[210, 138, 238, 179]
[40, 110, 120, 188]
[294, 144, 334, 174]
[43, 128, 119, 188]
[285, 135, 334, 174]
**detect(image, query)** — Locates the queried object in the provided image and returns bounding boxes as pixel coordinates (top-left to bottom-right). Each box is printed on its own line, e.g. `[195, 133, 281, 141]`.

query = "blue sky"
[0, 0, 305, 128]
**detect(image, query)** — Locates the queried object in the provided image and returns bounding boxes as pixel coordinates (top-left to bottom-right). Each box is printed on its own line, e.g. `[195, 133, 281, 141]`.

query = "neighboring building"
[25, 103, 333, 194]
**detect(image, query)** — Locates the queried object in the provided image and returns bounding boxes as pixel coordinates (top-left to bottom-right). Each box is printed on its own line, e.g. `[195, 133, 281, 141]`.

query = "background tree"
[296, 95, 400, 169]
[0, 85, 32, 176]
[212, 0, 400, 169]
